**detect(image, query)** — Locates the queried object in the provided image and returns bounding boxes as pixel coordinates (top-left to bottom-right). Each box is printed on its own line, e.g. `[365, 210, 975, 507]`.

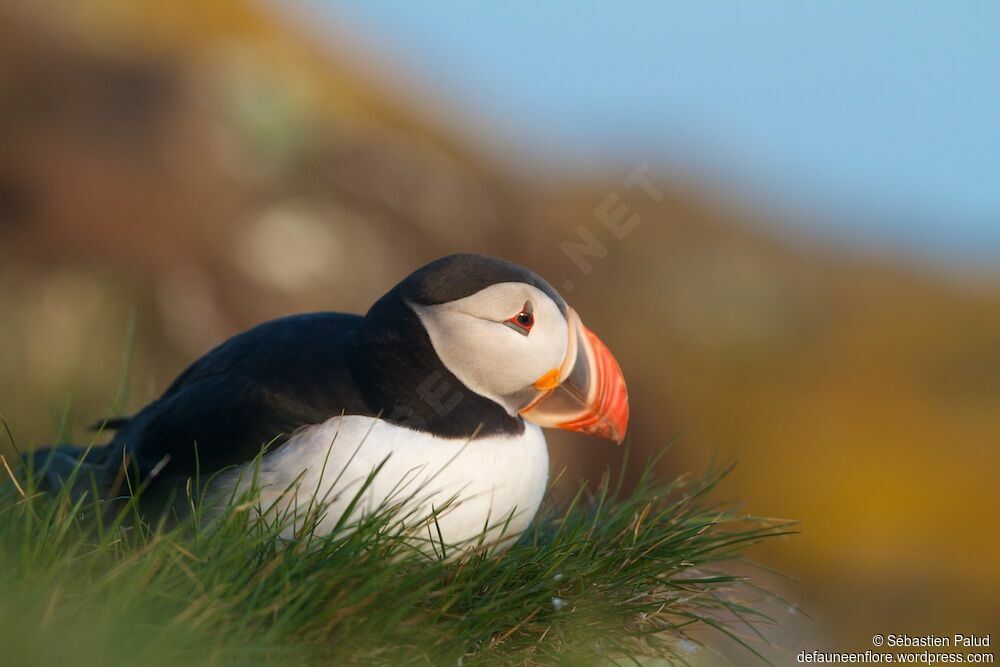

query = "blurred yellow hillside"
[1, 0, 998, 652]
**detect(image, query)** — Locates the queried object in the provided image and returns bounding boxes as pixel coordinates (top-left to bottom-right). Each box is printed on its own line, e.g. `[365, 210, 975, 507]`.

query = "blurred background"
[1, 0, 997, 661]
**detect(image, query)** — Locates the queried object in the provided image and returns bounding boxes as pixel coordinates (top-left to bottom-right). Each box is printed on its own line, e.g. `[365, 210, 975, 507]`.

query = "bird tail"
[25, 444, 117, 499]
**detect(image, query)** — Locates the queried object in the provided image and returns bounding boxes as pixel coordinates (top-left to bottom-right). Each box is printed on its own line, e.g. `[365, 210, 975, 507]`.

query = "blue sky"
[293, 1, 1000, 270]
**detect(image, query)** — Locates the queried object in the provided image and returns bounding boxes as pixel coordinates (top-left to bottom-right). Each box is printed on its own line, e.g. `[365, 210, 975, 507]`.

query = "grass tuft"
[0, 443, 793, 666]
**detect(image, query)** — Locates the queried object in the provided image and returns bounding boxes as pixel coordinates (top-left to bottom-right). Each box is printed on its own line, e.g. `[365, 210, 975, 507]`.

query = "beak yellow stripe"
[532, 368, 561, 391]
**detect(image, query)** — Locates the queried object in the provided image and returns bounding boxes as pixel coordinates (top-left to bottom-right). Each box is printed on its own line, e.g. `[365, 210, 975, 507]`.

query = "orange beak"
[519, 308, 629, 443]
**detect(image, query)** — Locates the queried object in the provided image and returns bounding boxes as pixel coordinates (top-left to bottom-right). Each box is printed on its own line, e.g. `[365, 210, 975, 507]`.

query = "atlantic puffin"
[31, 254, 629, 547]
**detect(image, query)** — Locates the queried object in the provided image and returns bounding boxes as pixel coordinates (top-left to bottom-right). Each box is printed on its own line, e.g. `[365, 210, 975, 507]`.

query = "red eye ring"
[504, 301, 534, 335]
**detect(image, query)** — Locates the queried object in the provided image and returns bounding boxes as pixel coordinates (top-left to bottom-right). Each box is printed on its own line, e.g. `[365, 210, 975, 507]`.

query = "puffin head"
[386, 254, 629, 443]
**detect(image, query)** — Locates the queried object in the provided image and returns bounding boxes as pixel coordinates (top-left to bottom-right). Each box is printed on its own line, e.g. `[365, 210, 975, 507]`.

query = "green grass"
[0, 442, 793, 667]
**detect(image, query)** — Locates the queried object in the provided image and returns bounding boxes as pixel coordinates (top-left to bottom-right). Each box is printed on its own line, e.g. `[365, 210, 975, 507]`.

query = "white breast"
[216, 416, 549, 551]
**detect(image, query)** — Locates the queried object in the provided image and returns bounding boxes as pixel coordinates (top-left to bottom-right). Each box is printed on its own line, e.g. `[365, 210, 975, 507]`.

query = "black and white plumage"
[31, 254, 628, 546]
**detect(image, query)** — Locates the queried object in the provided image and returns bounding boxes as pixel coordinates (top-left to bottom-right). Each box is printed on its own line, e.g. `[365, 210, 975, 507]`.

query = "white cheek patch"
[411, 283, 568, 411]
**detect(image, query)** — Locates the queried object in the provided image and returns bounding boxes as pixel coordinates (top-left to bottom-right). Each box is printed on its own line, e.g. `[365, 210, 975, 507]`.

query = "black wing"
[106, 312, 371, 481]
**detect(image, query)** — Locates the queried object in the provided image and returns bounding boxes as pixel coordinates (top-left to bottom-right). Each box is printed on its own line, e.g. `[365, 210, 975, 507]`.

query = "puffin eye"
[503, 301, 534, 335]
